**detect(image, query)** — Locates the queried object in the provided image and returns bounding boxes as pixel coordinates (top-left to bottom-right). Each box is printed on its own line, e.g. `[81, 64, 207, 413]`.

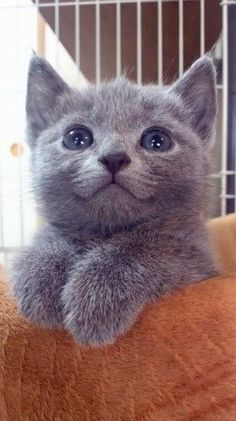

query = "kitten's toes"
[63, 312, 138, 347]
[10, 266, 64, 329]
[62, 283, 142, 347]
[12, 281, 64, 328]
[63, 311, 120, 347]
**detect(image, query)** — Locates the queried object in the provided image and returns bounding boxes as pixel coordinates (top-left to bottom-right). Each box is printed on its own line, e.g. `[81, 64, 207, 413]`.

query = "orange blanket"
[0, 215, 235, 420]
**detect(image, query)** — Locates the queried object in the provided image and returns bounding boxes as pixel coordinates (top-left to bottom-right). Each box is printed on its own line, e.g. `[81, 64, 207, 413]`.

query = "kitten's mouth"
[95, 180, 137, 199]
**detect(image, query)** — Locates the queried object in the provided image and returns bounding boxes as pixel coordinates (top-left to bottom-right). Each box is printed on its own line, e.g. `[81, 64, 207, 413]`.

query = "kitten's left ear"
[170, 55, 217, 145]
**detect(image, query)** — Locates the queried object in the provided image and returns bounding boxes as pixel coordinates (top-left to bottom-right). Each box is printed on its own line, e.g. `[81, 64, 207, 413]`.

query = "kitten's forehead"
[77, 77, 182, 130]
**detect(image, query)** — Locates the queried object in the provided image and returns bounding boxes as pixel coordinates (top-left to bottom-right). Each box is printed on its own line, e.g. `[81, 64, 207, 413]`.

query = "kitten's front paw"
[10, 242, 75, 329]
[62, 258, 144, 346]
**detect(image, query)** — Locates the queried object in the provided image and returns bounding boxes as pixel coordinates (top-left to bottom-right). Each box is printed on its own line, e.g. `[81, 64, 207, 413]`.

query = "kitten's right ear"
[26, 55, 71, 144]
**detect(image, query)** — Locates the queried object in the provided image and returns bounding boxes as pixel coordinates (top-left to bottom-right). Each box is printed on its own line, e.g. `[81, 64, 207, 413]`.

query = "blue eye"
[140, 128, 172, 152]
[62, 126, 93, 150]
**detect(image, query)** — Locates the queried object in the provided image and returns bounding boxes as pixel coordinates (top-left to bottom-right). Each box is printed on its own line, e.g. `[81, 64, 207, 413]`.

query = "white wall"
[0, 2, 87, 265]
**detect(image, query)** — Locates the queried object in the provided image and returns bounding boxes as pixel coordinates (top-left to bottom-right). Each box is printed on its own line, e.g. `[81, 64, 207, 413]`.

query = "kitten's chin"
[87, 184, 157, 229]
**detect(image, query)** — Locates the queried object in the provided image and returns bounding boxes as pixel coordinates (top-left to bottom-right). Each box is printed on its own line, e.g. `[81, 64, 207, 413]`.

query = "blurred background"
[0, 0, 235, 267]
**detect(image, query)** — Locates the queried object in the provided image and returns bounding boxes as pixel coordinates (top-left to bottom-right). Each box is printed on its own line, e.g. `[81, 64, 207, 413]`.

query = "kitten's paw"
[11, 271, 64, 329]
[10, 244, 73, 329]
[12, 282, 64, 329]
[61, 259, 144, 346]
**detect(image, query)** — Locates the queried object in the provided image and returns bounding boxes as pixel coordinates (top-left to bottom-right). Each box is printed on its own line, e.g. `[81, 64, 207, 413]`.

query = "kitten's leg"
[62, 247, 147, 346]
[10, 232, 77, 328]
[62, 222, 217, 346]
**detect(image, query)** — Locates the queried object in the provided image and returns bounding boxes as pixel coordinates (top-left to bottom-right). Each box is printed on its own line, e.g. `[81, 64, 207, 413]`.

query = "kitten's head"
[26, 55, 216, 234]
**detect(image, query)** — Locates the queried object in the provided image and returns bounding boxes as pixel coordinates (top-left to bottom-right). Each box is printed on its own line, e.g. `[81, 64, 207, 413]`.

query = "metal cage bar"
[0, 0, 224, 7]
[136, 0, 142, 84]
[221, 0, 229, 215]
[95, 0, 101, 84]
[75, 0, 80, 68]
[157, 0, 163, 85]
[178, 0, 184, 76]
[200, 0, 205, 56]
[226, 1, 236, 213]
[116, 0, 121, 77]
[55, 0, 60, 66]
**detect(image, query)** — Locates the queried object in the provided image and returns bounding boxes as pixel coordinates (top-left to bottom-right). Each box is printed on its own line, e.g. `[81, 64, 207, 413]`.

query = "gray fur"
[10, 55, 218, 346]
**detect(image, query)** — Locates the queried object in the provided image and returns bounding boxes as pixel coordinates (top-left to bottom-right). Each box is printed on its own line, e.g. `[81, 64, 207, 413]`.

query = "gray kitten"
[10, 55, 218, 346]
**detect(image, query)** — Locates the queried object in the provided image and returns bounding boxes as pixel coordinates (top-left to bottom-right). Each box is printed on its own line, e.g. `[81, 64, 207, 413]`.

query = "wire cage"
[0, 0, 235, 266]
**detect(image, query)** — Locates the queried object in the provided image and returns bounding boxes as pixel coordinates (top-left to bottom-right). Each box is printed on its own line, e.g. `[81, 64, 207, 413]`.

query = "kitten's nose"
[99, 153, 131, 174]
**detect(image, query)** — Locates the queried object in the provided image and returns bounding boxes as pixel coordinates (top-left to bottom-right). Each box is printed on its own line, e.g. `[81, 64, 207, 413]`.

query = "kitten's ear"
[26, 55, 71, 143]
[170, 55, 217, 145]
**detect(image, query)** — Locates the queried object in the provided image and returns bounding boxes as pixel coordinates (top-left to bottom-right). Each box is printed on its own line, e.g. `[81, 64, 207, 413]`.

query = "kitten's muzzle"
[98, 153, 131, 174]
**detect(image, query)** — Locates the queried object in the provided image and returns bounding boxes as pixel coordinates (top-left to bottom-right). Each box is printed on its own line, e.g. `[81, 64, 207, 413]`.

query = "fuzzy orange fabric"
[0, 270, 236, 420]
[0, 215, 236, 420]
